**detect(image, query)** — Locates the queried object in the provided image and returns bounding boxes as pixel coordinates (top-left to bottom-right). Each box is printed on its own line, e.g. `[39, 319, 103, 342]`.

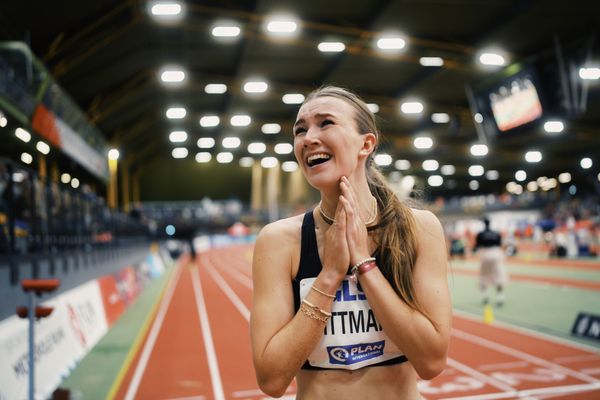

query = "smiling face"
[293, 95, 375, 190]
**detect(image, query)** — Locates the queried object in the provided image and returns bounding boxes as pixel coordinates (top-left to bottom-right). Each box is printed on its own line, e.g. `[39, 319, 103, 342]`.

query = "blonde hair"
[303, 86, 425, 315]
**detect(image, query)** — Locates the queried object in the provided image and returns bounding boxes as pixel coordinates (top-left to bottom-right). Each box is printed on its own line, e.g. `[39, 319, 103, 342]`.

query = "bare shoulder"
[255, 213, 304, 248]
[253, 213, 305, 278]
[410, 208, 444, 240]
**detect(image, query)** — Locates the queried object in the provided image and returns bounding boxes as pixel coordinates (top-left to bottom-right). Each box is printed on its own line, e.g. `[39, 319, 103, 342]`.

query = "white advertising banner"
[0, 280, 108, 400]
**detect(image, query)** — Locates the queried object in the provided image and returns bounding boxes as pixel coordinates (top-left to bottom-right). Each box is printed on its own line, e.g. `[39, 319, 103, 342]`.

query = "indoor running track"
[111, 244, 600, 400]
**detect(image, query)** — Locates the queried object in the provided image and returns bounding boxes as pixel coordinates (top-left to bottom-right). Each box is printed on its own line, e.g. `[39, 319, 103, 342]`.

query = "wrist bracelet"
[357, 261, 377, 275]
[350, 257, 376, 276]
[311, 285, 336, 299]
[300, 298, 331, 323]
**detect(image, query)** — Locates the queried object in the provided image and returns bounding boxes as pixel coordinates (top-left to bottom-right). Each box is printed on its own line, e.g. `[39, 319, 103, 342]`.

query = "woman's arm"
[250, 214, 348, 397]
[357, 209, 452, 379]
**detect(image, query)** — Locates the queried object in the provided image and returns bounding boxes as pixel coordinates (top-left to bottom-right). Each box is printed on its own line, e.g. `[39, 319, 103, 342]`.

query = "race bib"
[300, 277, 403, 370]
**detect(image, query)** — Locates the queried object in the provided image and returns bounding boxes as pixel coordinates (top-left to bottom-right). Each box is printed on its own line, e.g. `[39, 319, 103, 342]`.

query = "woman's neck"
[318, 177, 375, 224]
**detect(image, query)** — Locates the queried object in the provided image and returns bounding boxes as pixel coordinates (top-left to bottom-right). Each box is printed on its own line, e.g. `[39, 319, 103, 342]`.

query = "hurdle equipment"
[17, 279, 61, 400]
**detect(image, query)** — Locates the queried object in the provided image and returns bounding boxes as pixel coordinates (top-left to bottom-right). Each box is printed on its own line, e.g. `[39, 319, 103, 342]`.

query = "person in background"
[250, 86, 451, 399]
[474, 217, 508, 306]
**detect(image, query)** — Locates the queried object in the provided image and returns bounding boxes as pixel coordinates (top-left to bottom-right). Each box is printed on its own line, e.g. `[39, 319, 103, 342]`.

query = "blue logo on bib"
[327, 340, 385, 365]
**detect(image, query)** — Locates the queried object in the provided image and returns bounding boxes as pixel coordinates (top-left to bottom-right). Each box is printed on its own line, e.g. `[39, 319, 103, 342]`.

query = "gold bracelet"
[311, 285, 336, 299]
[300, 299, 331, 323]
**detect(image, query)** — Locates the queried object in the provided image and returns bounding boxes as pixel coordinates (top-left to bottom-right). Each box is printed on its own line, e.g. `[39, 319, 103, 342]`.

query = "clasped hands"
[321, 176, 373, 279]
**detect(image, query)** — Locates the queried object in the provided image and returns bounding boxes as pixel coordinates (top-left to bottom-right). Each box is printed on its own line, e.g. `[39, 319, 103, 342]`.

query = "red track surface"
[113, 244, 600, 400]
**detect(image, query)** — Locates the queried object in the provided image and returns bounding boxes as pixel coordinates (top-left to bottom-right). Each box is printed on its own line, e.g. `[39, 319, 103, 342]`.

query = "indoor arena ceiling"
[1, 0, 599, 197]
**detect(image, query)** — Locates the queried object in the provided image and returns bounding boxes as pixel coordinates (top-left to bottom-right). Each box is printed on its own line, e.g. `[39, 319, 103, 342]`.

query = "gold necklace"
[318, 196, 377, 226]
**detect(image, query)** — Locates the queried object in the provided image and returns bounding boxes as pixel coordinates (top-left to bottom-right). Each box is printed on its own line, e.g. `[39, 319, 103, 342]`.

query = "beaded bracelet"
[300, 299, 331, 323]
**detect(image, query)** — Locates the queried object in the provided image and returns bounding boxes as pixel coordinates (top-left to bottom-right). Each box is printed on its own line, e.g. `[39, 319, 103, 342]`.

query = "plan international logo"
[327, 340, 385, 365]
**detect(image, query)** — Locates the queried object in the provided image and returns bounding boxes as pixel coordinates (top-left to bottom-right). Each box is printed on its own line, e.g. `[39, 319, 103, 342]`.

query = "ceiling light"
[558, 172, 571, 183]
[217, 152, 234, 163]
[239, 157, 254, 167]
[395, 159, 411, 170]
[543, 120, 564, 133]
[374, 154, 393, 166]
[282, 161, 298, 172]
[478, 51, 506, 66]
[231, 115, 251, 126]
[470, 144, 488, 156]
[222, 137, 241, 149]
[166, 107, 186, 119]
[580, 157, 593, 169]
[422, 159, 439, 171]
[150, 2, 182, 16]
[200, 115, 220, 127]
[282, 93, 305, 104]
[413, 136, 433, 149]
[469, 180, 479, 190]
[318, 42, 345, 52]
[61, 173, 71, 184]
[525, 151, 542, 163]
[248, 142, 266, 154]
[243, 81, 268, 93]
[197, 137, 215, 148]
[15, 127, 31, 142]
[474, 113, 484, 123]
[205, 83, 227, 94]
[0, 112, 7, 127]
[431, 113, 449, 123]
[274, 143, 293, 154]
[169, 130, 187, 143]
[159, 67, 185, 83]
[527, 181, 538, 192]
[36, 141, 50, 155]
[400, 101, 423, 114]
[20, 152, 33, 164]
[468, 165, 484, 176]
[515, 170, 527, 181]
[486, 170, 499, 180]
[261, 123, 281, 134]
[211, 26, 241, 38]
[261, 157, 279, 168]
[367, 103, 379, 113]
[507, 182, 523, 195]
[71, 178, 80, 189]
[441, 165, 455, 175]
[579, 67, 600, 80]
[172, 147, 188, 159]
[195, 152, 211, 163]
[376, 36, 406, 51]
[108, 149, 120, 160]
[419, 57, 444, 67]
[428, 175, 443, 187]
[266, 17, 298, 35]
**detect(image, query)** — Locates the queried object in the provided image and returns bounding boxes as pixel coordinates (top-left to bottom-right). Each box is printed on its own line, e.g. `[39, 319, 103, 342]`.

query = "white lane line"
[440, 382, 600, 400]
[478, 361, 530, 371]
[124, 265, 182, 400]
[204, 257, 251, 321]
[453, 310, 600, 354]
[191, 267, 226, 400]
[446, 358, 518, 393]
[452, 328, 600, 384]
[212, 254, 253, 290]
[552, 354, 600, 364]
